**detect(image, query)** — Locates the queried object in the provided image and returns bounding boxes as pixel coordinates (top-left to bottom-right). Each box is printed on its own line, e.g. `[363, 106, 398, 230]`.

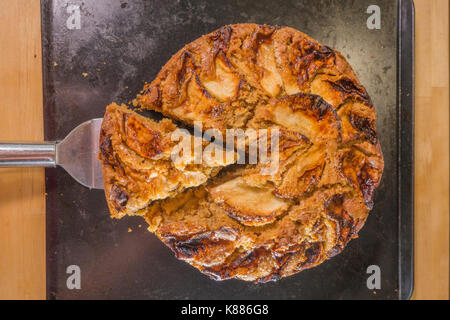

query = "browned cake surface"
[100, 24, 384, 282]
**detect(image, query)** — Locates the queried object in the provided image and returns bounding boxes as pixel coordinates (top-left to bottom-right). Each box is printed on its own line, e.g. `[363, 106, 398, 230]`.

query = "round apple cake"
[99, 24, 384, 282]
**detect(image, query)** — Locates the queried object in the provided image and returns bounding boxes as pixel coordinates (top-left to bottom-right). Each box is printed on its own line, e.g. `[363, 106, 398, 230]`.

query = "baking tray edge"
[40, 0, 59, 300]
[397, 0, 415, 301]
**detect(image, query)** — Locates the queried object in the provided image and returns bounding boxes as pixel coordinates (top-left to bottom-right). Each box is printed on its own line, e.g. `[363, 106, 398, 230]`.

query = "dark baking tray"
[41, 0, 414, 299]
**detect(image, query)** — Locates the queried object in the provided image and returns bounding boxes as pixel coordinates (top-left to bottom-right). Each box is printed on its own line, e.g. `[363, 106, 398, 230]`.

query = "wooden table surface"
[0, 0, 448, 300]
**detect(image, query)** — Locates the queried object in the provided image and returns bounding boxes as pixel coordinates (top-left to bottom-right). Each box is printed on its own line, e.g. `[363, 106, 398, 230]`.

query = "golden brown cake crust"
[100, 24, 384, 282]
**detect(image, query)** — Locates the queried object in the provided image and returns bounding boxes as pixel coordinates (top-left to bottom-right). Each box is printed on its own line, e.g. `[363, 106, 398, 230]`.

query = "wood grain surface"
[0, 0, 45, 299]
[412, 0, 449, 300]
[0, 0, 448, 300]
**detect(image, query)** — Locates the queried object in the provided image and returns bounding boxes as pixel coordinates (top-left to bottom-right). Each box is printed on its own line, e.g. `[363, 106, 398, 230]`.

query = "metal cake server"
[0, 118, 103, 189]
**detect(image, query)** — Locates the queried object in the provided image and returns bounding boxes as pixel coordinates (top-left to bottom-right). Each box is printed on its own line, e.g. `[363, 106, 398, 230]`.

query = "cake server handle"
[0, 142, 57, 167]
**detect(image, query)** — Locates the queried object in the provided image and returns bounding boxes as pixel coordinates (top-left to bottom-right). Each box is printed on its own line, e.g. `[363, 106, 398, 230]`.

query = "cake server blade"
[0, 118, 104, 189]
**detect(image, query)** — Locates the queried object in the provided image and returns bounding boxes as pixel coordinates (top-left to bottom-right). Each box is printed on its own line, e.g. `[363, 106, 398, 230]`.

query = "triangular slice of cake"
[99, 103, 235, 218]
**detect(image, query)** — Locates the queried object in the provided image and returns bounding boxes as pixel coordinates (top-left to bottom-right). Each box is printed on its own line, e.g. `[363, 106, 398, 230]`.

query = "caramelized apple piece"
[210, 177, 289, 226]
[257, 43, 283, 97]
[202, 57, 240, 101]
